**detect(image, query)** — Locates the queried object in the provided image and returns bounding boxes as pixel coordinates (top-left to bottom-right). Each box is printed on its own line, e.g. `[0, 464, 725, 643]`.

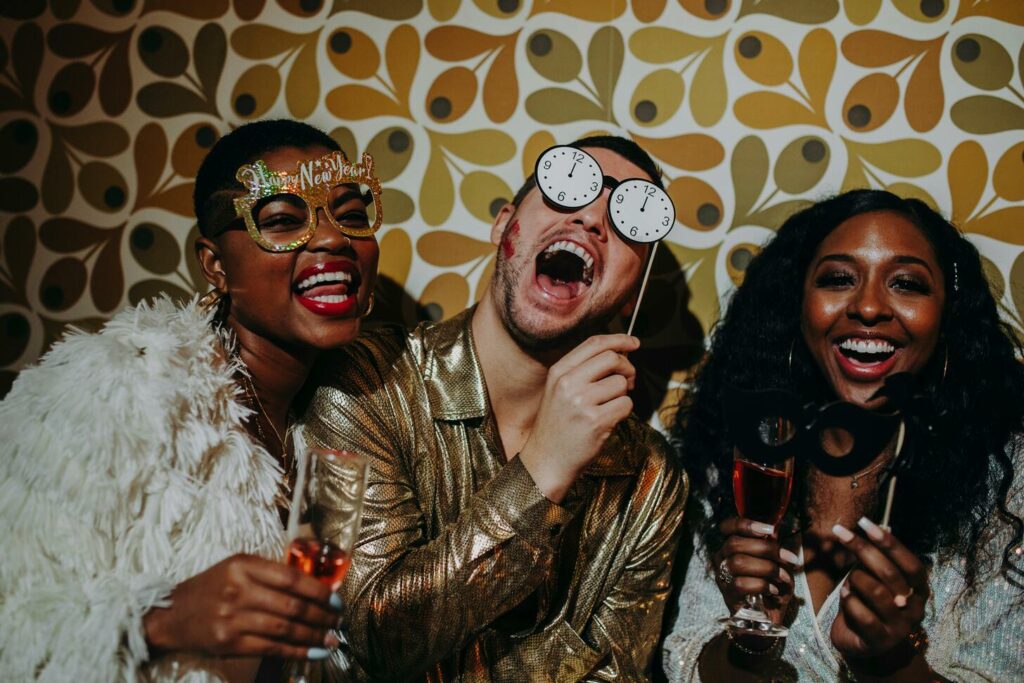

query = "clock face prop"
[533, 145, 676, 244]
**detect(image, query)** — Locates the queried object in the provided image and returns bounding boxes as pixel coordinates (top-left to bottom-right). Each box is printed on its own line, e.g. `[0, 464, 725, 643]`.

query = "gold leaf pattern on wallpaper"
[1, 2, 1023, 401]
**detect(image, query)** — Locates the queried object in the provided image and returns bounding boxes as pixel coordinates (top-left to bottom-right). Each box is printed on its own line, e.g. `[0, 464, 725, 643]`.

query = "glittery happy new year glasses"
[232, 150, 383, 252]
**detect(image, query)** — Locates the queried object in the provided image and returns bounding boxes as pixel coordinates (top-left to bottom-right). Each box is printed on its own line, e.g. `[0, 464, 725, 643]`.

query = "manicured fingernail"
[832, 524, 855, 543]
[768, 583, 780, 595]
[894, 593, 908, 608]
[751, 522, 775, 536]
[324, 632, 341, 649]
[779, 568, 792, 585]
[779, 549, 801, 566]
[858, 517, 885, 542]
[329, 593, 343, 611]
[307, 647, 330, 660]
[840, 582, 850, 598]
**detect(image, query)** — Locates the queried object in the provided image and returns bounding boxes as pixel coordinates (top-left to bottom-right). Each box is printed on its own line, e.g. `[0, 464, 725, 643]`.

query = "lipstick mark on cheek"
[501, 220, 520, 258]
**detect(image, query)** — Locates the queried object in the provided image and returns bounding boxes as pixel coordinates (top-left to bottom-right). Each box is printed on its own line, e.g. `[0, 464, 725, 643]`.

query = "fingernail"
[832, 524, 855, 543]
[779, 568, 792, 585]
[768, 583, 780, 596]
[858, 517, 885, 542]
[307, 647, 330, 660]
[779, 548, 801, 566]
[894, 593, 908, 608]
[329, 593, 343, 611]
[324, 632, 341, 649]
[751, 522, 775, 536]
[840, 582, 850, 598]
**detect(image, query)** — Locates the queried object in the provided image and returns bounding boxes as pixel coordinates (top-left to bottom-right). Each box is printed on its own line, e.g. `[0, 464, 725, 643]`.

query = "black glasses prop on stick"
[534, 145, 676, 335]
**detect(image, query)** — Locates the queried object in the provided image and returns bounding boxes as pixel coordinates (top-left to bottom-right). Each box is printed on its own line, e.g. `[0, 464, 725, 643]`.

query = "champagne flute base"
[719, 611, 788, 639]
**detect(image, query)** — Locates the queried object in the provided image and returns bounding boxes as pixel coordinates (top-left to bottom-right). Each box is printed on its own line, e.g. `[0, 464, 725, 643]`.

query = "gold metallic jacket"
[305, 309, 688, 682]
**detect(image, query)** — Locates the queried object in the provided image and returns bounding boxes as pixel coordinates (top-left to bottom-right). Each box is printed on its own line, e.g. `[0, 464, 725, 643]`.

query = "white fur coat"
[0, 297, 288, 681]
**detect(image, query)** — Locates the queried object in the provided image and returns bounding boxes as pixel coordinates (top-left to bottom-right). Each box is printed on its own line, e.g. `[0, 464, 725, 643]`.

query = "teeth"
[296, 270, 352, 292]
[839, 338, 896, 354]
[305, 294, 351, 303]
[543, 240, 594, 270]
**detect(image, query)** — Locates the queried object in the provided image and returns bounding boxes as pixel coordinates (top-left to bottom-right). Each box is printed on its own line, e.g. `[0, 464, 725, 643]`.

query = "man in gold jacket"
[305, 136, 688, 682]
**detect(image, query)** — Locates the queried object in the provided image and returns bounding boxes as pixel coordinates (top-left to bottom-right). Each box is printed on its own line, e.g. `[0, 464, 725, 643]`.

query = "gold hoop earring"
[361, 292, 375, 318]
[788, 337, 796, 376]
[941, 341, 949, 386]
[198, 289, 224, 312]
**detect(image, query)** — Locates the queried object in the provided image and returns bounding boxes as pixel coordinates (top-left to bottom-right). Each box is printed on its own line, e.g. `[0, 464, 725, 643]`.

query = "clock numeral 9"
[590, 182, 599, 191]
[662, 216, 671, 227]
[630, 226, 638, 237]
[557, 191, 566, 201]
[615, 194, 624, 204]
[543, 160, 551, 169]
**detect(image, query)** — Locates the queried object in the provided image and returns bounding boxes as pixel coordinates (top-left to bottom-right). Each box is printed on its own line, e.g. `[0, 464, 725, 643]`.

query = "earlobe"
[490, 203, 516, 246]
[194, 237, 227, 291]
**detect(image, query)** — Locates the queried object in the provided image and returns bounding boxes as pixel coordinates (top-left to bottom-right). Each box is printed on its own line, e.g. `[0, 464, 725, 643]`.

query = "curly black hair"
[673, 189, 1024, 591]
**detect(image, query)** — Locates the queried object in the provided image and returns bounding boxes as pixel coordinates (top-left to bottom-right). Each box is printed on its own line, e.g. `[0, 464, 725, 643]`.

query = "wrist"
[516, 448, 581, 504]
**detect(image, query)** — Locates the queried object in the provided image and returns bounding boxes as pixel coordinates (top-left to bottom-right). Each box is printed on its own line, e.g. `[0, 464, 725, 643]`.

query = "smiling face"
[488, 146, 649, 349]
[801, 210, 945, 407]
[197, 145, 379, 353]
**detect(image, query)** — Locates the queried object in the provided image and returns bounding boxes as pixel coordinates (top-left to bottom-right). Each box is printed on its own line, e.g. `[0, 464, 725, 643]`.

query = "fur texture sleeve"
[0, 298, 284, 682]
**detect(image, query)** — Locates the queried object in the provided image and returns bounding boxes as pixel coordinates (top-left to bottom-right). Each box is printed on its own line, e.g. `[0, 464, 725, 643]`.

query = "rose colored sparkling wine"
[732, 459, 793, 527]
[286, 537, 351, 590]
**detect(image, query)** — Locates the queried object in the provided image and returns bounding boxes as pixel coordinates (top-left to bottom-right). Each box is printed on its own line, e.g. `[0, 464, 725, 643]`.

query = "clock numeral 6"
[630, 226, 638, 237]
[557, 191, 566, 201]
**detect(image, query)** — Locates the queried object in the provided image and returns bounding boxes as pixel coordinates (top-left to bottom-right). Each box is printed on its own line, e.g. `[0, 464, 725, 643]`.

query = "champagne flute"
[285, 447, 369, 681]
[721, 416, 795, 638]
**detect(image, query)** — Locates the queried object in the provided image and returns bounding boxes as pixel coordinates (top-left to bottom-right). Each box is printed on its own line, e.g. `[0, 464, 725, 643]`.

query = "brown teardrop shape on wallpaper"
[365, 127, 414, 182]
[726, 243, 759, 287]
[774, 136, 830, 195]
[328, 27, 380, 79]
[47, 62, 95, 117]
[0, 313, 31, 366]
[631, 69, 685, 126]
[172, 122, 219, 178]
[130, 223, 181, 276]
[952, 34, 1013, 91]
[40, 257, 87, 312]
[734, 31, 792, 86]
[137, 25, 189, 77]
[77, 161, 129, 213]
[843, 73, 899, 131]
[426, 67, 478, 121]
[231, 64, 281, 119]
[0, 119, 37, 173]
[527, 29, 582, 83]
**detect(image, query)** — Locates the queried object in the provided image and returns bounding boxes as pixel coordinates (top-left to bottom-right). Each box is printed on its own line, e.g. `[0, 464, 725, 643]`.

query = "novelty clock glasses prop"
[534, 145, 676, 335]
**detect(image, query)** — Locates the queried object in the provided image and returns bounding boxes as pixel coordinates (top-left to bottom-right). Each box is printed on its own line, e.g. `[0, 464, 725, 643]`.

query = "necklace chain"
[850, 456, 889, 490]
[240, 371, 288, 458]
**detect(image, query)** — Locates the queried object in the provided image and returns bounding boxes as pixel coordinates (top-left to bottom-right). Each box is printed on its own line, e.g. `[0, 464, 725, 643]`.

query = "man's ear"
[195, 236, 227, 292]
[489, 203, 516, 246]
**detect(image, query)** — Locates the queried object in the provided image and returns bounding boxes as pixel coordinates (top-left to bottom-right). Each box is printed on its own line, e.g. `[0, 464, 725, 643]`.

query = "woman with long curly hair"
[662, 189, 1024, 681]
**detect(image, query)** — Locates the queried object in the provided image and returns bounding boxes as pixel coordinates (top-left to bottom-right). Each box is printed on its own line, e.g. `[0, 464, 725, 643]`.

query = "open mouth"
[836, 337, 897, 365]
[293, 262, 361, 315]
[535, 240, 595, 300]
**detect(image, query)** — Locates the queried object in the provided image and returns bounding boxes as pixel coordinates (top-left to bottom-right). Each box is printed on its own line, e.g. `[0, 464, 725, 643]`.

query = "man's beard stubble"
[491, 250, 620, 354]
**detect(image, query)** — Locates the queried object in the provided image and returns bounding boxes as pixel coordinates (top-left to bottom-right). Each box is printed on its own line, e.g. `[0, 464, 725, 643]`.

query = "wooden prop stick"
[626, 242, 659, 337]
[880, 419, 906, 530]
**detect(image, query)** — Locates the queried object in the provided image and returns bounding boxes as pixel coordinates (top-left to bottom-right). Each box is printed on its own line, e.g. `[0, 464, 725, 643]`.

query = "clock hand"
[568, 162, 577, 178]
[640, 196, 649, 212]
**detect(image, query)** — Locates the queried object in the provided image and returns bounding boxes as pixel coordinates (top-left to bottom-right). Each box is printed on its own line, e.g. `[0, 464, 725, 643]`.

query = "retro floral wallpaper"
[1, 0, 1022, 413]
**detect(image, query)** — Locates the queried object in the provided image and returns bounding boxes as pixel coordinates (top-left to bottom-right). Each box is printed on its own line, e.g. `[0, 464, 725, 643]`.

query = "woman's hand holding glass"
[830, 518, 929, 664]
[142, 553, 341, 660]
[713, 517, 801, 627]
